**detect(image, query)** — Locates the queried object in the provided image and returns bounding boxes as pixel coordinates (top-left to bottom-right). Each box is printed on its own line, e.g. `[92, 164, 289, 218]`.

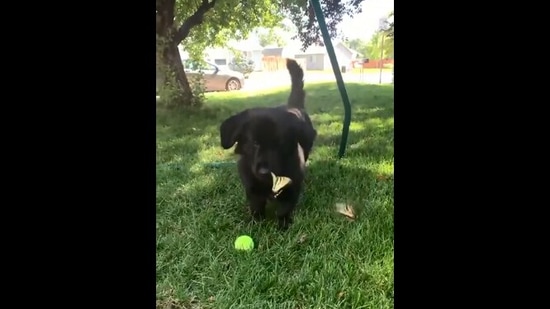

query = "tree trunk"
[156, 39, 196, 107]
[156, 0, 217, 107]
[156, 0, 196, 107]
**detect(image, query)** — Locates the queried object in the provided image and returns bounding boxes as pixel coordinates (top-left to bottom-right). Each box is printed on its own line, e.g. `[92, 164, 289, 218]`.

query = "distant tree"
[381, 11, 394, 59]
[385, 11, 394, 38]
[365, 31, 393, 60]
[345, 38, 369, 58]
[385, 10, 393, 83]
[257, 28, 287, 47]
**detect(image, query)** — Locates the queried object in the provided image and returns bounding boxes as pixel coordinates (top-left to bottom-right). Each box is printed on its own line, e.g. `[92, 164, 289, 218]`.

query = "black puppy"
[219, 59, 317, 229]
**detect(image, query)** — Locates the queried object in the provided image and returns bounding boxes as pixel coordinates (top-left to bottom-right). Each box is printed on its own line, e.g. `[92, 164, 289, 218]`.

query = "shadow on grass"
[156, 80, 394, 229]
[303, 149, 393, 211]
[156, 105, 235, 175]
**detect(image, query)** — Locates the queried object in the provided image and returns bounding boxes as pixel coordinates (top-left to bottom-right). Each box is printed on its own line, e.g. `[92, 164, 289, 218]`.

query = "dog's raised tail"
[286, 58, 305, 109]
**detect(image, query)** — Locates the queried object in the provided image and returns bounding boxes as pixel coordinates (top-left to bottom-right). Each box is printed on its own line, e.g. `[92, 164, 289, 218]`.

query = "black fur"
[219, 59, 317, 230]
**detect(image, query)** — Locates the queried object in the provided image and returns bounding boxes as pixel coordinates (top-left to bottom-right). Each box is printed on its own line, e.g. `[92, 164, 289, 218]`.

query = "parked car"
[228, 59, 255, 79]
[183, 60, 245, 91]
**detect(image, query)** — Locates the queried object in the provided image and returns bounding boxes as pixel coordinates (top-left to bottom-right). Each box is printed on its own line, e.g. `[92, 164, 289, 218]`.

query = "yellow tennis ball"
[234, 235, 254, 251]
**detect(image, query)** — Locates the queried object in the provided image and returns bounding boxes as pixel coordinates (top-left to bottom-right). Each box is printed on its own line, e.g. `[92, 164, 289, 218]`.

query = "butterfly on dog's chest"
[270, 172, 292, 198]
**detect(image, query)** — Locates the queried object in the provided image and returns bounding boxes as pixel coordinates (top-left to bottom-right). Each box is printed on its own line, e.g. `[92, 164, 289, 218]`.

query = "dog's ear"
[220, 111, 249, 149]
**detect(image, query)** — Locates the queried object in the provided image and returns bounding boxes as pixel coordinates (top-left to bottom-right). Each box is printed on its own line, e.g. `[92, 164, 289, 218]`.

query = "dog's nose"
[258, 167, 270, 175]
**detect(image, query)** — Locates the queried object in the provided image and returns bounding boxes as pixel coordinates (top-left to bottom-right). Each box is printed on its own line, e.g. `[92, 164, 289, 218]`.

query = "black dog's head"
[220, 108, 310, 181]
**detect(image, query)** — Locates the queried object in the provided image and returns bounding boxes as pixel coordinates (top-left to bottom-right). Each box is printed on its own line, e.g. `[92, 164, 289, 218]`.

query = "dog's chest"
[250, 182, 272, 195]
[250, 181, 287, 201]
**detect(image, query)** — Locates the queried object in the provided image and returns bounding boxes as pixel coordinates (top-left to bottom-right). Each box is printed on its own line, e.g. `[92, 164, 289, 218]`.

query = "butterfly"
[271, 172, 293, 198]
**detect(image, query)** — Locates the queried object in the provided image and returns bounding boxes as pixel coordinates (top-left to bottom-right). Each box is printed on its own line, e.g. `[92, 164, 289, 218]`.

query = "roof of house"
[296, 45, 327, 55]
[346, 47, 363, 56]
[262, 47, 284, 57]
[294, 42, 363, 57]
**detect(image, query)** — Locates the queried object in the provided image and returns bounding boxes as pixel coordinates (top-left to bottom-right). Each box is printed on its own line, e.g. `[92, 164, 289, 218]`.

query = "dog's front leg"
[276, 203, 295, 230]
[246, 191, 267, 221]
[275, 187, 300, 230]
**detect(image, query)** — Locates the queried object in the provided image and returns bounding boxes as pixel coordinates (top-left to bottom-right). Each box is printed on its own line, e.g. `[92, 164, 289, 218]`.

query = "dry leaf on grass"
[376, 174, 394, 181]
[335, 203, 356, 220]
[297, 233, 308, 244]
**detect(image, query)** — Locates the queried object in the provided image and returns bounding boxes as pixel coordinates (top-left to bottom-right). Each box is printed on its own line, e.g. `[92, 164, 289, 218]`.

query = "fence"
[262, 56, 394, 71]
[353, 59, 394, 69]
[262, 56, 287, 72]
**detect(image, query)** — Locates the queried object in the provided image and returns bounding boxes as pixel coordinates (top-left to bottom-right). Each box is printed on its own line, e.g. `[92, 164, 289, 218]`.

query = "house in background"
[178, 39, 265, 71]
[294, 41, 362, 71]
[230, 41, 264, 71]
[204, 47, 234, 67]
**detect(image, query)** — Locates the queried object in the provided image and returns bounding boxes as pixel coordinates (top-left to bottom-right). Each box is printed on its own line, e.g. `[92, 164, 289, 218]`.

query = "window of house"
[214, 59, 227, 65]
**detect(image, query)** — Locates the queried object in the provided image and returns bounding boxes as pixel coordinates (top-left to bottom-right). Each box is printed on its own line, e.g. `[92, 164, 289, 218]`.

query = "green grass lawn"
[157, 81, 394, 309]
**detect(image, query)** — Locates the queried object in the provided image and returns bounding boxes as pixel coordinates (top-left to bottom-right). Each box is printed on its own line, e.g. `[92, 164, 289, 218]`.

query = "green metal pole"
[310, 0, 352, 159]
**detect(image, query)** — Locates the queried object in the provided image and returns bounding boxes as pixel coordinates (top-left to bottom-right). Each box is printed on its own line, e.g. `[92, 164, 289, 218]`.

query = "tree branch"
[173, 0, 217, 44]
[385, 22, 394, 37]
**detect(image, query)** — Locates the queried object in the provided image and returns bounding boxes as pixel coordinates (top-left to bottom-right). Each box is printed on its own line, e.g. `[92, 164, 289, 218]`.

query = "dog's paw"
[277, 216, 293, 231]
[250, 210, 266, 222]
